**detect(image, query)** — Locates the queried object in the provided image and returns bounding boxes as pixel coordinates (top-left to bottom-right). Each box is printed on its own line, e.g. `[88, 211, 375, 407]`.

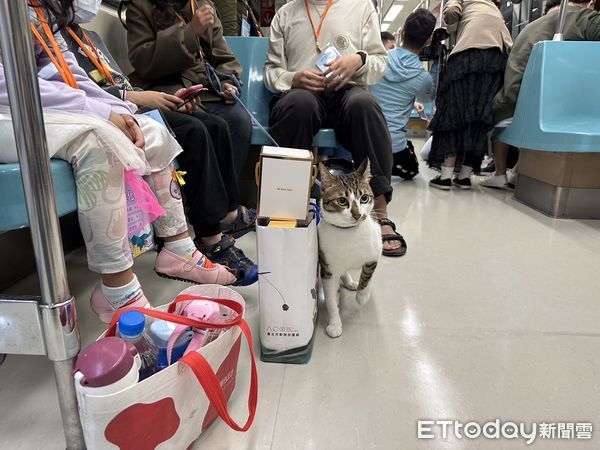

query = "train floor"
[2, 139, 600, 449]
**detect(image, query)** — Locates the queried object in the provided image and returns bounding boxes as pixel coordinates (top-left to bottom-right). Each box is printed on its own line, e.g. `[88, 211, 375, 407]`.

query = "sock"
[458, 165, 473, 179]
[441, 166, 454, 180]
[101, 275, 144, 310]
[164, 237, 206, 266]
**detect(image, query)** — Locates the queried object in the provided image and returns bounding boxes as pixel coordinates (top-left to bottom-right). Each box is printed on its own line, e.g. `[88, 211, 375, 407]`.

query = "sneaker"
[196, 235, 258, 286]
[507, 169, 517, 188]
[452, 177, 472, 190]
[90, 284, 151, 324]
[220, 206, 256, 239]
[480, 173, 509, 189]
[392, 144, 419, 180]
[155, 248, 236, 286]
[429, 176, 452, 190]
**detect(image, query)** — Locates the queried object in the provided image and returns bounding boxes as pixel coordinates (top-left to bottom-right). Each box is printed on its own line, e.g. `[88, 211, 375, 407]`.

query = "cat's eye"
[337, 197, 349, 207]
[360, 194, 371, 204]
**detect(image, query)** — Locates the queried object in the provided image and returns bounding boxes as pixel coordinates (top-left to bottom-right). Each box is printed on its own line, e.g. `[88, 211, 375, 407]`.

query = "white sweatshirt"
[264, 0, 388, 93]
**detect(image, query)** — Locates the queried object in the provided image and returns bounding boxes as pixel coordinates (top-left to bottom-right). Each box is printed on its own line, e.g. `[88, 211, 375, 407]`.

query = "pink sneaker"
[155, 249, 236, 286]
[90, 284, 151, 324]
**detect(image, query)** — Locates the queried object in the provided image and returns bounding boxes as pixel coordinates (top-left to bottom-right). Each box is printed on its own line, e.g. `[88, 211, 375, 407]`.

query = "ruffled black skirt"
[428, 48, 507, 172]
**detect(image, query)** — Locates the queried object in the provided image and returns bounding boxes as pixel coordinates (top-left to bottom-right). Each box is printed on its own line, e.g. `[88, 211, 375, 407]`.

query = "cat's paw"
[326, 322, 343, 338]
[356, 290, 371, 307]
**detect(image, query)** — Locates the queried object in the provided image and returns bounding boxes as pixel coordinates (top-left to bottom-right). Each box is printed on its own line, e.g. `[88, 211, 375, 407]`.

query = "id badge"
[314, 45, 341, 76]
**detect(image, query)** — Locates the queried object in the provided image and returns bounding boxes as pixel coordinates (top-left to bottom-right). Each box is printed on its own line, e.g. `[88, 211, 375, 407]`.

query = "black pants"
[269, 86, 393, 201]
[162, 109, 239, 237]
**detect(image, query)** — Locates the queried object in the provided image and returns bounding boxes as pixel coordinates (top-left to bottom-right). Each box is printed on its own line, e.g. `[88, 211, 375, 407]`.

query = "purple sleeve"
[0, 53, 131, 119]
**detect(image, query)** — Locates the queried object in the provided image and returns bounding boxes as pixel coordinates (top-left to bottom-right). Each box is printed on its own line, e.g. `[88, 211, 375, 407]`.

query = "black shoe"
[429, 176, 452, 190]
[452, 177, 472, 190]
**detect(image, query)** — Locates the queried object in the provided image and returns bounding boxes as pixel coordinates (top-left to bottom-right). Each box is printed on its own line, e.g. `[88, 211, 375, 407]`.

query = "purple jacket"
[0, 20, 130, 119]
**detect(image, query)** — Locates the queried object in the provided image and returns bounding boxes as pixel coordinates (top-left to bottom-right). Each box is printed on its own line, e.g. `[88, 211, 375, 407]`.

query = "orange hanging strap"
[190, 0, 197, 14]
[304, 0, 335, 51]
[32, 6, 79, 89]
[65, 26, 116, 86]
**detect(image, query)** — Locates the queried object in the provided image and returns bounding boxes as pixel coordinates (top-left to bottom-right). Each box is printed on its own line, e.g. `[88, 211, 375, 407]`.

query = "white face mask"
[73, 0, 103, 24]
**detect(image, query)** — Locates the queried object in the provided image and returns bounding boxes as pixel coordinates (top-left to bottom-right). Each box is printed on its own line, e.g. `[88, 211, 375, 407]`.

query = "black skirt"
[428, 48, 507, 172]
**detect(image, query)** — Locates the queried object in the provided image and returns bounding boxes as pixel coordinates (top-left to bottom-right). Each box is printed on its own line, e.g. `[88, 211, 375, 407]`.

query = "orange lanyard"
[305, 0, 334, 52]
[176, 0, 206, 60]
[65, 26, 116, 86]
[30, 7, 78, 89]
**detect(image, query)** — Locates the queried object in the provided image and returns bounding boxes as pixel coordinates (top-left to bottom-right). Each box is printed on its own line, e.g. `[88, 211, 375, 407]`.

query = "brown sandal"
[378, 218, 407, 257]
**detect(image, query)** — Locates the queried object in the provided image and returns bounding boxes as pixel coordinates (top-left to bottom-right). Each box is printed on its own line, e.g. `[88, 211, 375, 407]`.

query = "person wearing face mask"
[63, 0, 259, 287]
[126, 0, 252, 177]
[0, 0, 244, 323]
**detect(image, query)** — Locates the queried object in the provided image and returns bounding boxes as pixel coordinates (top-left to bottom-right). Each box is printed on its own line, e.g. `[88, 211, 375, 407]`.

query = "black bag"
[392, 140, 419, 180]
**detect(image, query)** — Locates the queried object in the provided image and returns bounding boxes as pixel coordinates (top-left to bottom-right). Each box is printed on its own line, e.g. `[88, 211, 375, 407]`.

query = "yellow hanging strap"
[172, 169, 187, 186]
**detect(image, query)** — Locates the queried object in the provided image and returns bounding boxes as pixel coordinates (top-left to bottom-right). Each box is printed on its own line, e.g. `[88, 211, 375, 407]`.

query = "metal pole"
[553, 0, 569, 41]
[0, 1, 84, 449]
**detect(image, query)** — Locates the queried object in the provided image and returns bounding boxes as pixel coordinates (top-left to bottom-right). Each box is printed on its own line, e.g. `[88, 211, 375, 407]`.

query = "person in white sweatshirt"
[264, 0, 406, 257]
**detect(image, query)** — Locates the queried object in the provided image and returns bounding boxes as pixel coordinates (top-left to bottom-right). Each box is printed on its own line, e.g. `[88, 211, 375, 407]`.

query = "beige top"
[445, 0, 513, 56]
[264, 0, 388, 92]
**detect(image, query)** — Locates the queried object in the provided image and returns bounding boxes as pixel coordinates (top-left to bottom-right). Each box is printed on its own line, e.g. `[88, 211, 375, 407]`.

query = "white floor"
[2, 144, 600, 449]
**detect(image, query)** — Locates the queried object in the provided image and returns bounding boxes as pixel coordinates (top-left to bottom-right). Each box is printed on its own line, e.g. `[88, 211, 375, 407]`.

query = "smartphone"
[176, 84, 207, 101]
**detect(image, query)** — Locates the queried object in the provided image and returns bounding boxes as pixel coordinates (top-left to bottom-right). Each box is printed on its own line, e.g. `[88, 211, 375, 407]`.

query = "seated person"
[125, 0, 252, 176]
[482, 0, 600, 189]
[381, 31, 396, 50]
[0, 1, 236, 323]
[62, 1, 258, 286]
[265, 0, 406, 258]
[371, 9, 437, 180]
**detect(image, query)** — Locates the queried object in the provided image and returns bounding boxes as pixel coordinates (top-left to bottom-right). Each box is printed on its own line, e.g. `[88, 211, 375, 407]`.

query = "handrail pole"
[0, 1, 84, 448]
[553, 0, 569, 41]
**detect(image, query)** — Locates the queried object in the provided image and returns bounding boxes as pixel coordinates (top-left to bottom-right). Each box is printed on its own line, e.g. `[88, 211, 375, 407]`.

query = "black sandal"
[220, 205, 256, 238]
[378, 218, 407, 257]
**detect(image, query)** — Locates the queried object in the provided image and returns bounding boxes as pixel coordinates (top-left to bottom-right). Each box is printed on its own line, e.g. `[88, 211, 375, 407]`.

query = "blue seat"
[496, 41, 600, 152]
[225, 36, 337, 148]
[0, 159, 78, 231]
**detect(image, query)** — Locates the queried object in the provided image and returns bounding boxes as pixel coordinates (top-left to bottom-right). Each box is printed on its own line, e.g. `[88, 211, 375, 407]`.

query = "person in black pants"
[62, 22, 258, 286]
[264, 0, 407, 257]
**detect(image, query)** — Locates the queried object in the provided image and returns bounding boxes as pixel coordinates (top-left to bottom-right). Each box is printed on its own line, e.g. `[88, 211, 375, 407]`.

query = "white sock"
[458, 165, 473, 179]
[164, 237, 198, 260]
[164, 237, 206, 266]
[440, 166, 454, 180]
[101, 275, 144, 310]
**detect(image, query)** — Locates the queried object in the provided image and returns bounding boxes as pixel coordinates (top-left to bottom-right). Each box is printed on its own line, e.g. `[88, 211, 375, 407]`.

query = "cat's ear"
[357, 158, 371, 182]
[319, 162, 336, 187]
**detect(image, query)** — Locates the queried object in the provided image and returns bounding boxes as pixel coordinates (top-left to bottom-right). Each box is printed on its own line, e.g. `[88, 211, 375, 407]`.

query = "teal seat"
[225, 36, 337, 148]
[0, 159, 78, 231]
[496, 41, 600, 152]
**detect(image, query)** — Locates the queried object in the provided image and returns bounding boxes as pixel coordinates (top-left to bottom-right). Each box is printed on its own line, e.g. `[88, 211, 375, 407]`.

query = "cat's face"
[319, 160, 374, 228]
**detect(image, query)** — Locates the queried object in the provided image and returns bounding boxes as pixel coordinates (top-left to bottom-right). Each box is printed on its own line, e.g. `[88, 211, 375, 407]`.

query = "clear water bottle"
[118, 311, 158, 381]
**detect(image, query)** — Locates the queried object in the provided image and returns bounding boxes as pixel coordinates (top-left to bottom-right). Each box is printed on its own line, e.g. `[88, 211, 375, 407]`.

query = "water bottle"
[118, 311, 158, 381]
[74, 337, 141, 395]
[149, 320, 193, 370]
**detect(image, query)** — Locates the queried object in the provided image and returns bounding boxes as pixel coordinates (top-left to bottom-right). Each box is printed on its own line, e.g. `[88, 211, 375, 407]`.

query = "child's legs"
[54, 132, 133, 275]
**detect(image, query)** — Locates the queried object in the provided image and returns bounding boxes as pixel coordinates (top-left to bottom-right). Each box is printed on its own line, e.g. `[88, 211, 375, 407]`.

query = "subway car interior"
[1, 0, 599, 448]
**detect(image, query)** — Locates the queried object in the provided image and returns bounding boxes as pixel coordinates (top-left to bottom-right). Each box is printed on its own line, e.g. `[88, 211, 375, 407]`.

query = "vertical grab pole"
[553, 0, 569, 41]
[0, 1, 85, 449]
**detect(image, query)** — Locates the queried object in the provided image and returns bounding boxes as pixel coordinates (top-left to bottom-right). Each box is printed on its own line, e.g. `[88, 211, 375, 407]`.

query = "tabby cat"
[318, 160, 382, 338]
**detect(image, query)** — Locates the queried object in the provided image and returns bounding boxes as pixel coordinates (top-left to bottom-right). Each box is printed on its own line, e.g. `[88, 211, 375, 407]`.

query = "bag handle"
[180, 318, 258, 432]
[106, 294, 243, 337]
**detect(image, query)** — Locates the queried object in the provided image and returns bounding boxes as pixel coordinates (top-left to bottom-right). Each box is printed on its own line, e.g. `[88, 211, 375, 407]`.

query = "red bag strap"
[180, 319, 258, 432]
[106, 294, 244, 337]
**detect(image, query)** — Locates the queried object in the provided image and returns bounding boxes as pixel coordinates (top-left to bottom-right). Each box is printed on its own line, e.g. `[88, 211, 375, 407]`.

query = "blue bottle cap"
[118, 311, 145, 338]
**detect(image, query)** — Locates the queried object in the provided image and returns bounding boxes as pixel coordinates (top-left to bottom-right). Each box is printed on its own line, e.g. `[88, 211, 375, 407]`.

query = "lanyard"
[66, 27, 116, 86]
[30, 7, 78, 89]
[304, 0, 334, 52]
[176, 0, 206, 59]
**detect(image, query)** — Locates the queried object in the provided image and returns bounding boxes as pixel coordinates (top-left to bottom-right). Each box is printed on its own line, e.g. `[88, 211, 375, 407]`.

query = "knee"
[346, 91, 381, 116]
[274, 89, 320, 120]
[226, 103, 252, 130]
